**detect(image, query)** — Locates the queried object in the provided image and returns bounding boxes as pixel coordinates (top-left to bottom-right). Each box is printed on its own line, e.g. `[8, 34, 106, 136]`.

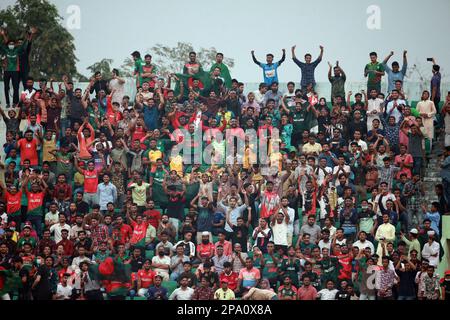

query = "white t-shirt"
[317, 288, 338, 300]
[45, 211, 59, 225]
[50, 223, 71, 243]
[169, 287, 194, 300]
[323, 226, 337, 238]
[109, 78, 125, 104]
[56, 284, 73, 300]
[318, 239, 332, 252]
[353, 240, 375, 254]
[374, 193, 396, 216]
[152, 255, 171, 276]
[332, 165, 351, 186]
[271, 221, 288, 246]
[71, 256, 91, 272]
[367, 98, 385, 129]
[279, 207, 295, 234]
[252, 226, 273, 243]
[315, 166, 333, 186]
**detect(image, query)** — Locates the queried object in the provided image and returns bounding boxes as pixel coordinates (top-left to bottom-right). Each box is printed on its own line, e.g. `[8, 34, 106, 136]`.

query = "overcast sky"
[3, 0, 450, 83]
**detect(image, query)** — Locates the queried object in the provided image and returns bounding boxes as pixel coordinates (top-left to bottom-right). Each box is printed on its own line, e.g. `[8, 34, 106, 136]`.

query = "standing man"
[251, 49, 286, 86]
[292, 44, 324, 92]
[364, 52, 385, 94]
[0, 30, 29, 107]
[18, 27, 38, 89]
[430, 58, 441, 110]
[328, 61, 346, 103]
[382, 50, 408, 94]
[210, 53, 232, 89]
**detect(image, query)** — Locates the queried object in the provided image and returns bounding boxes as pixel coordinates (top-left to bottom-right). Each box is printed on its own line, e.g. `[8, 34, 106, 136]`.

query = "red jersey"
[130, 221, 149, 245]
[106, 95, 123, 127]
[5, 191, 22, 216]
[337, 254, 353, 280]
[132, 126, 146, 149]
[118, 224, 133, 243]
[83, 169, 99, 193]
[137, 268, 156, 288]
[17, 138, 39, 166]
[26, 191, 45, 216]
[196, 243, 215, 259]
[143, 209, 161, 229]
[219, 271, 239, 291]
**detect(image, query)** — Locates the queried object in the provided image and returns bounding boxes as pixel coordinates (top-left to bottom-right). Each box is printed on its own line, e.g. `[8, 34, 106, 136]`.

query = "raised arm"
[317, 45, 324, 61]
[277, 49, 286, 65]
[382, 51, 394, 65]
[327, 62, 333, 82]
[401, 50, 408, 75]
[251, 50, 260, 66]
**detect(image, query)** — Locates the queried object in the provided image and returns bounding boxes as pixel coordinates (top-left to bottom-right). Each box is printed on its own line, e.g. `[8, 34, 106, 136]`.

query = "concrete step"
[424, 172, 441, 178]
[423, 177, 442, 182]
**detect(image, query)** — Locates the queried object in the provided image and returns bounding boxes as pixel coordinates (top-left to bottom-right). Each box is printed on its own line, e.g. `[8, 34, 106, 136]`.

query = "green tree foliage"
[124, 42, 235, 78]
[0, 0, 78, 80]
[87, 58, 114, 79]
[119, 57, 134, 78]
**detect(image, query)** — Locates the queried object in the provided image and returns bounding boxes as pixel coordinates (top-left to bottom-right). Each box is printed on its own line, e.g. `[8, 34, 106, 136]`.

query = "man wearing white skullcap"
[421, 230, 440, 267]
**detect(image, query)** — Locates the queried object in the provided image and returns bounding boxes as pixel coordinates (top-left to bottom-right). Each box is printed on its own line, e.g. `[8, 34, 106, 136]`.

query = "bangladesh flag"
[88, 257, 131, 297]
[0, 267, 21, 296]
[174, 70, 212, 99]
[210, 62, 232, 89]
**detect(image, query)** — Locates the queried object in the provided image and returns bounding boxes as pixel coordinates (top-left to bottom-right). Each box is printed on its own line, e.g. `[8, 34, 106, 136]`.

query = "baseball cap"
[409, 228, 418, 234]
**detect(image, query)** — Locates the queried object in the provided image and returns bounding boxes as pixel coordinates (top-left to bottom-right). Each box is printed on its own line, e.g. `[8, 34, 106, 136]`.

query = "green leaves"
[87, 58, 114, 79]
[0, 0, 78, 80]
[128, 42, 235, 79]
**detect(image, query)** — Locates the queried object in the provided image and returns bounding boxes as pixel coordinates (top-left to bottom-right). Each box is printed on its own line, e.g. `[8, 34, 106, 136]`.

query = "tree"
[119, 57, 135, 78]
[0, 0, 78, 80]
[134, 42, 235, 78]
[87, 58, 114, 79]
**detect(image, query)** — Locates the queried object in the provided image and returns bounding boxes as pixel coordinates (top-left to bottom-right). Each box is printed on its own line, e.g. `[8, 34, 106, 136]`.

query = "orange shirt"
[83, 169, 99, 193]
[137, 268, 156, 288]
[17, 138, 39, 166]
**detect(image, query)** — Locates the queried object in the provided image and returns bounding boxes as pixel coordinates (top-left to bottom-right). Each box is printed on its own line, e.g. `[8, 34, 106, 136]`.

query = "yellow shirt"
[148, 149, 163, 173]
[74, 172, 85, 186]
[302, 142, 322, 155]
[214, 288, 235, 300]
[169, 155, 183, 177]
[243, 145, 257, 170]
[42, 136, 57, 162]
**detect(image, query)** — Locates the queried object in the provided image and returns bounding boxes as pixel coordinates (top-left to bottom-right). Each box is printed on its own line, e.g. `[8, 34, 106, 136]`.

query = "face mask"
[8, 45, 15, 50]
[361, 206, 368, 210]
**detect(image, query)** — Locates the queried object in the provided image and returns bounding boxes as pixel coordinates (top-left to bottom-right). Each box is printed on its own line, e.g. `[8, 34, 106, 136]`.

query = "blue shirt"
[259, 62, 280, 85]
[97, 182, 118, 210]
[143, 105, 159, 131]
[147, 285, 168, 300]
[431, 72, 441, 100]
[383, 62, 407, 93]
[293, 57, 322, 87]
[425, 211, 440, 236]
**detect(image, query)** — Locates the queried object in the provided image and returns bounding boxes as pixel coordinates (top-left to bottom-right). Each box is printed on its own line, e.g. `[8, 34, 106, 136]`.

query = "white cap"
[409, 228, 418, 234]
[427, 230, 436, 236]
[202, 231, 210, 236]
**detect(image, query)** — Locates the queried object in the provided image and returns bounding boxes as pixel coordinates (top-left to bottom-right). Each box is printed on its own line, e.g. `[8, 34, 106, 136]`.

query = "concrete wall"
[438, 216, 450, 277]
